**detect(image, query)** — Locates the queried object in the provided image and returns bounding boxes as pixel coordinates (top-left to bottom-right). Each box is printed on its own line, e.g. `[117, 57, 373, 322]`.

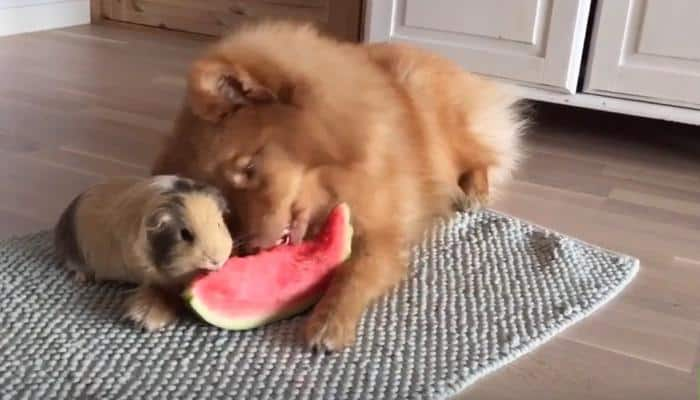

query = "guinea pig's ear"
[212, 191, 230, 215]
[144, 208, 175, 231]
[188, 58, 280, 123]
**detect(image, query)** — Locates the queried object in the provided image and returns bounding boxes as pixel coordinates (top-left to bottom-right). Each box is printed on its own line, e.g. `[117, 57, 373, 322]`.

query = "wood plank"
[609, 188, 700, 217]
[98, 0, 362, 41]
[601, 164, 700, 193]
[560, 301, 700, 372]
[459, 338, 695, 400]
[90, 0, 103, 23]
[25, 147, 149, 179]
[0, 208, 46, 240]
[0, 149, 102, 224]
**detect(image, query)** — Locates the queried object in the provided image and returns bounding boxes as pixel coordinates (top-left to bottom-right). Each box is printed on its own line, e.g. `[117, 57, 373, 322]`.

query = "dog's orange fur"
[152, 22, 525, 350]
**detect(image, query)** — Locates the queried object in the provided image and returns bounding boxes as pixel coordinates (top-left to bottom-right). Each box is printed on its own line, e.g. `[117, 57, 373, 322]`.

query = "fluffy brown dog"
[152, 22, 525, 350]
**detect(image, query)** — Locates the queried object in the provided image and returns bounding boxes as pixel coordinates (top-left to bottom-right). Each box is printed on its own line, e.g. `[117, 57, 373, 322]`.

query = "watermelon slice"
[184, 203, 352, 330]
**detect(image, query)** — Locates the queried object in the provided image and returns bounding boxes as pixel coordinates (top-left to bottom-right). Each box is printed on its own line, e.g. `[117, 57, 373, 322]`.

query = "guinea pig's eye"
[180, 228, 195, 243]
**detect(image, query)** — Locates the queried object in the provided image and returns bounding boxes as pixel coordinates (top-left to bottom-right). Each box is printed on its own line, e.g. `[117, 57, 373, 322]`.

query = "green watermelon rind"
[184, 203, 353, 330]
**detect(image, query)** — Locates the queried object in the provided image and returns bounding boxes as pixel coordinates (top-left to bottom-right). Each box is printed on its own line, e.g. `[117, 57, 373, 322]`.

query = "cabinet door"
[585, 0, 700, 109]
[364, 0, 591, 93]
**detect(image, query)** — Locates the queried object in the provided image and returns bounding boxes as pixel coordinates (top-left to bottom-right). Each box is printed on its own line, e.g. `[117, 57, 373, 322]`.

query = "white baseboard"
[0, 0, 90, 37]
[518, 86, 700, 126]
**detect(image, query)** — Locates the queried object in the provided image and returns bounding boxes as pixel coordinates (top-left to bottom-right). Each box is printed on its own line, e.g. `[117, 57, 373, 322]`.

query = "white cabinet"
[364, 0, 700, 125]
[365, 0, 591, 93]
[585, 0, 700, 109]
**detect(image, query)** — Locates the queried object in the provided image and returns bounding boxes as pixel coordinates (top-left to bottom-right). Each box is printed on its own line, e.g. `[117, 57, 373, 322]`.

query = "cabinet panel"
[403, 0, 540, 44]
[365, 0, 591, 92]
[638, 1, 700, 61]
[584, 0, 700, 109]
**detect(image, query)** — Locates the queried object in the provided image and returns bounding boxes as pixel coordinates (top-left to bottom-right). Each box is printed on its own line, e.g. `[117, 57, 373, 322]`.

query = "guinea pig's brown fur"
[54, 175, 233, 330]
[152, 21, 526, 349]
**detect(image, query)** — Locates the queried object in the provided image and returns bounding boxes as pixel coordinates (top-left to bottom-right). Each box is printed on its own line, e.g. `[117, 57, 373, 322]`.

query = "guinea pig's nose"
[201, 258, 224, 271]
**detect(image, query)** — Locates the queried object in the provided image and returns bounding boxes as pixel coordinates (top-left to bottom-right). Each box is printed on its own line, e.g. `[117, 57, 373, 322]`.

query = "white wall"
[0, 0, 90, 36]
[1, 1, 68, 8]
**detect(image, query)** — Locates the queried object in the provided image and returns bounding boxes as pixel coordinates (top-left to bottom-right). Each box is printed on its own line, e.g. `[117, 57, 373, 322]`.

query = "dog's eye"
[243, 160, 256, 178]
[228, 154, 260, 189]
[229, 172, 247, 188]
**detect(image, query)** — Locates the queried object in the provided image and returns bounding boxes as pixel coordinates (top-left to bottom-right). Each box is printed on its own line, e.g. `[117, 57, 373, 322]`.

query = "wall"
[0, 0, 90, 36]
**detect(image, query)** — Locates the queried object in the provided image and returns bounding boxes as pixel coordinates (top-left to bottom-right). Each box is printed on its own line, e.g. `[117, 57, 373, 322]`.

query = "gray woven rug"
[0, 210, 638, 399]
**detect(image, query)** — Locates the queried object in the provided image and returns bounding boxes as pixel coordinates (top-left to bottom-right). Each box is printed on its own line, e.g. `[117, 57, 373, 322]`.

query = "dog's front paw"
[453, 192, 486, 212]
[457, 169, 490, 211]
[464, 189, 489, 210]
[303, 302, 357, 352]
[123, 286, 177, 331]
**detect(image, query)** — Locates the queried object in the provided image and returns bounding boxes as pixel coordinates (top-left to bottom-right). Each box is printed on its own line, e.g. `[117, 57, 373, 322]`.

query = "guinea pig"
[54, 175, 233, 331]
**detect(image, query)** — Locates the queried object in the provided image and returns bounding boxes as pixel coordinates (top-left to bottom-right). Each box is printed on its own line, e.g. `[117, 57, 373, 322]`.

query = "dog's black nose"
[240, 245, 261, 256]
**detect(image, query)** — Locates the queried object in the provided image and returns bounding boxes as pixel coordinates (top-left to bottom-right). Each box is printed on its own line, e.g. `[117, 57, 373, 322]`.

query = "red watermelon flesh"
[184, 203, 352, 330]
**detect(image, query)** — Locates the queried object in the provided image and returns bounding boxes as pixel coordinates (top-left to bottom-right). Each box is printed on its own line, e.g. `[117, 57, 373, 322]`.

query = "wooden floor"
[1, 23, 699, 400]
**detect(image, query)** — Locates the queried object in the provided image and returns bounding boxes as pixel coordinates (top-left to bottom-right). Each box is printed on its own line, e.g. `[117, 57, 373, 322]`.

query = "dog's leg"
[304, 227, 407, 351]
[456, 167, 490, 210]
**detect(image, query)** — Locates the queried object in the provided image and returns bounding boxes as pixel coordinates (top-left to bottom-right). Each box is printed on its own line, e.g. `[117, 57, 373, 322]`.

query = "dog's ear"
[187, 58, 280, 122]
